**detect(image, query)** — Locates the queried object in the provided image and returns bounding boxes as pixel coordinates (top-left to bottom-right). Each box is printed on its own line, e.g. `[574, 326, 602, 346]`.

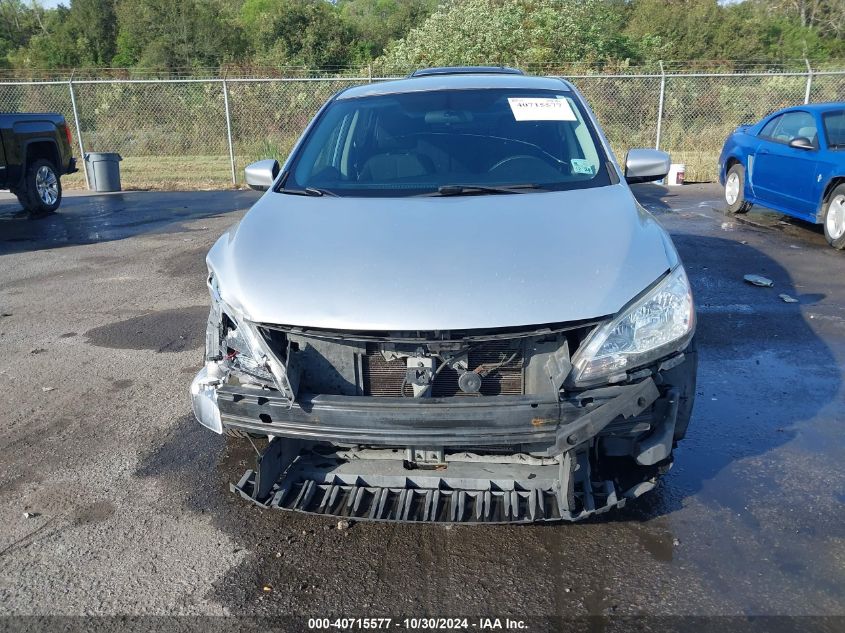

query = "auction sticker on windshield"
[508, 97, 577, 121]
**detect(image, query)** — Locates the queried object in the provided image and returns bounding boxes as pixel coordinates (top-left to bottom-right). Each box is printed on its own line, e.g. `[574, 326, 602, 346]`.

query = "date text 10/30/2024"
[307, 618, 529, 630]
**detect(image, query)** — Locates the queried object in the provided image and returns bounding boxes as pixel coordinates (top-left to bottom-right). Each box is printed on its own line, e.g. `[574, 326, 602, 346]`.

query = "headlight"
[206, 273, 282, 391]
[570, 266, 695, 384]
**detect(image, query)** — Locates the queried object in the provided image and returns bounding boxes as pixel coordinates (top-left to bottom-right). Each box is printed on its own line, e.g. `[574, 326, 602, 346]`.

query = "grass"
[63, 155, 239, 191]
[663, 150, 721, 183]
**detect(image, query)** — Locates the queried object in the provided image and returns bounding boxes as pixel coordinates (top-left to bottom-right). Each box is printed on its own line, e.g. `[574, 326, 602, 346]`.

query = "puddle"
[85, 306, 207, 353]
[626, 522, 675, 562]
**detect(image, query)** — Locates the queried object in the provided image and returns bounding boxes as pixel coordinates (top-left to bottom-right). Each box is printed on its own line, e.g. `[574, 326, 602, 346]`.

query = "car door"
[812, 109, 845, 214]
[752, 110, 821, 217]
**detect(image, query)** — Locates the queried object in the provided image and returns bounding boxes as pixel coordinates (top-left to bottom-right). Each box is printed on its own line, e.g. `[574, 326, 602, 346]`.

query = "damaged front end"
[191, 266, 697, 524]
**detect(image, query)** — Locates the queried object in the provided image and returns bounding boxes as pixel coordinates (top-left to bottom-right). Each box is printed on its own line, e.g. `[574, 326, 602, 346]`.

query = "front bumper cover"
[192, 348, 696, 523]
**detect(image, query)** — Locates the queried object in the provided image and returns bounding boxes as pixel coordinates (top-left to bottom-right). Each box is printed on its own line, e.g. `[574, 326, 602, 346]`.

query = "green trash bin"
[85, 152, 122, 192]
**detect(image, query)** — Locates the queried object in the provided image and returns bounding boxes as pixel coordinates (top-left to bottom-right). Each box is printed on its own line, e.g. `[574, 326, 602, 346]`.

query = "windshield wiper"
[281, 187, 337, 197]
[427, 184, 545, 196]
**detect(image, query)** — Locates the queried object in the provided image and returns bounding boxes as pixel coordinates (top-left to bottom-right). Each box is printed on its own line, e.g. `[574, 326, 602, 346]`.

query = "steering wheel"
[488, 154, 568, 173]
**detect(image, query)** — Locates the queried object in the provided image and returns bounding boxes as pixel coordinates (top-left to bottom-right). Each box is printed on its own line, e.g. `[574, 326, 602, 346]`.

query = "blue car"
[718, 103, 845, 249]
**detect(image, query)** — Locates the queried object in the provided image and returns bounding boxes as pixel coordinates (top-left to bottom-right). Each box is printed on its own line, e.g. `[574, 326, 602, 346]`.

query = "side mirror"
[788, 137, 815, 150]
[624, 149, 671, 184]
[245, 159, 280, 191]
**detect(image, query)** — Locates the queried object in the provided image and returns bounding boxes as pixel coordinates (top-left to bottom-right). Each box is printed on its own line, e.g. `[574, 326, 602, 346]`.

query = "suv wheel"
[822, 184, 845, 250]
[724, 163, 751, 214]
[18, 159, 62, 215]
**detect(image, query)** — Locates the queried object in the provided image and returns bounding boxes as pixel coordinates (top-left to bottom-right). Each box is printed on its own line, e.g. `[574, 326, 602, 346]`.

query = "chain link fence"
[0, 67, 843, 190]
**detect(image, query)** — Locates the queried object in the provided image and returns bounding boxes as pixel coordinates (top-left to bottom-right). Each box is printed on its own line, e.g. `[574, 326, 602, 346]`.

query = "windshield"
[822, 110, 845, 149]
[282, 88, 611, 197]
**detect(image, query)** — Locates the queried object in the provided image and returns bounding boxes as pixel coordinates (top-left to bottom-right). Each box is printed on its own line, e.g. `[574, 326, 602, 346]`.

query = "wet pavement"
[0, 184, 843, 627]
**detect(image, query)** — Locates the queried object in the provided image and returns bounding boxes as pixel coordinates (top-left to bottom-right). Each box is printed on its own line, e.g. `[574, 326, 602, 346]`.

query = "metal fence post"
[368, 64, 373, 84]
[67, 77, 89, 190]
[221, 79, 237, 186]
[655, 61, 666, 150]
[804, 58, 813, 104]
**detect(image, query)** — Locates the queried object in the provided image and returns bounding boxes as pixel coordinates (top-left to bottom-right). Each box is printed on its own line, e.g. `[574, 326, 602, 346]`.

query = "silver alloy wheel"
[35, 165, 59, 205]
[827, 194, 845, 241]
[725, 171, 740, 205]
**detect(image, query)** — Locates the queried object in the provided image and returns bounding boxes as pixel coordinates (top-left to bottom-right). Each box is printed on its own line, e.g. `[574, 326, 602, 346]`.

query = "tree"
[69, 0, 117, 65]
[623, 0, 845, 64]
[113, 0, 244, 70]
[0, 1, 46, 67]
[752, 0, 845, 39]
[376, 0, 639, 72]
[240, 0, 354, 69]
[338, 0, 437, 63]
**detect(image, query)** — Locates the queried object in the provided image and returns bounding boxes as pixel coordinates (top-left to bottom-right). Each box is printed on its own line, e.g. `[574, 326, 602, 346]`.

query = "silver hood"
[207, 183, 677, 331]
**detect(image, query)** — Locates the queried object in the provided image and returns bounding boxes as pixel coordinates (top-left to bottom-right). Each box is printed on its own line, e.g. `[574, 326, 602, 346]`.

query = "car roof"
[336, 74, 572, 100]
[774, 102, 845, 115]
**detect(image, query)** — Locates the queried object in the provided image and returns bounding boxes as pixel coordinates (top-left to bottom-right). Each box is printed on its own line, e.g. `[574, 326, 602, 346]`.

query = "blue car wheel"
[725, 163, 752, 214]
[823, 183, 845, 250]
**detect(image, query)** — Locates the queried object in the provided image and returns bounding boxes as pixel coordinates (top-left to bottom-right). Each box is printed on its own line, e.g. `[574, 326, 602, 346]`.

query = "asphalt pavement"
[0, 184, 843, 629]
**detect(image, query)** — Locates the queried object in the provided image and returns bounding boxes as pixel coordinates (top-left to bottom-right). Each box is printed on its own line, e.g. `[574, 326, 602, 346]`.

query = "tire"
[822, 184, 845, 250]
[724, 163, 752, 214]
[18, 158, 62, 215]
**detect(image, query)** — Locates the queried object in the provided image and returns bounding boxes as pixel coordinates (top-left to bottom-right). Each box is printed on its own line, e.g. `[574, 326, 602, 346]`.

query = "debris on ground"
[0, 312, 11, 318]
[673, 538, 681, 546]
[779, 294, 799, 303]
[744, 274, 774, 287]
[721, 222, 735, 231]
[29, 348, 46, 355]
[337, 519, 350, 531]
[23, 512, 40, 519]
[41, 386, 55, 392]
[262, 585, 272, 593]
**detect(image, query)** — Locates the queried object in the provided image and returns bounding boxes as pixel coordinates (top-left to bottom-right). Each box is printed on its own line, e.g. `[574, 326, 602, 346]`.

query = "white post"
[67, 78, 89, 189]
[222, 79, 236, 186]
[804, 58, 813, 104]
[655, 61, 666, 150]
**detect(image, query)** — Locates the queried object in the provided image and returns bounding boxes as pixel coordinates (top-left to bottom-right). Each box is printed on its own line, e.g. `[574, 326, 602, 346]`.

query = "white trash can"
[666, 163, 685, 186]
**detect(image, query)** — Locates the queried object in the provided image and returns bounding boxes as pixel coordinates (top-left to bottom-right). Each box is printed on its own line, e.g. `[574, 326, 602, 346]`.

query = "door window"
[769, 111, 817, 147]
[759, 115, 782, 139]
